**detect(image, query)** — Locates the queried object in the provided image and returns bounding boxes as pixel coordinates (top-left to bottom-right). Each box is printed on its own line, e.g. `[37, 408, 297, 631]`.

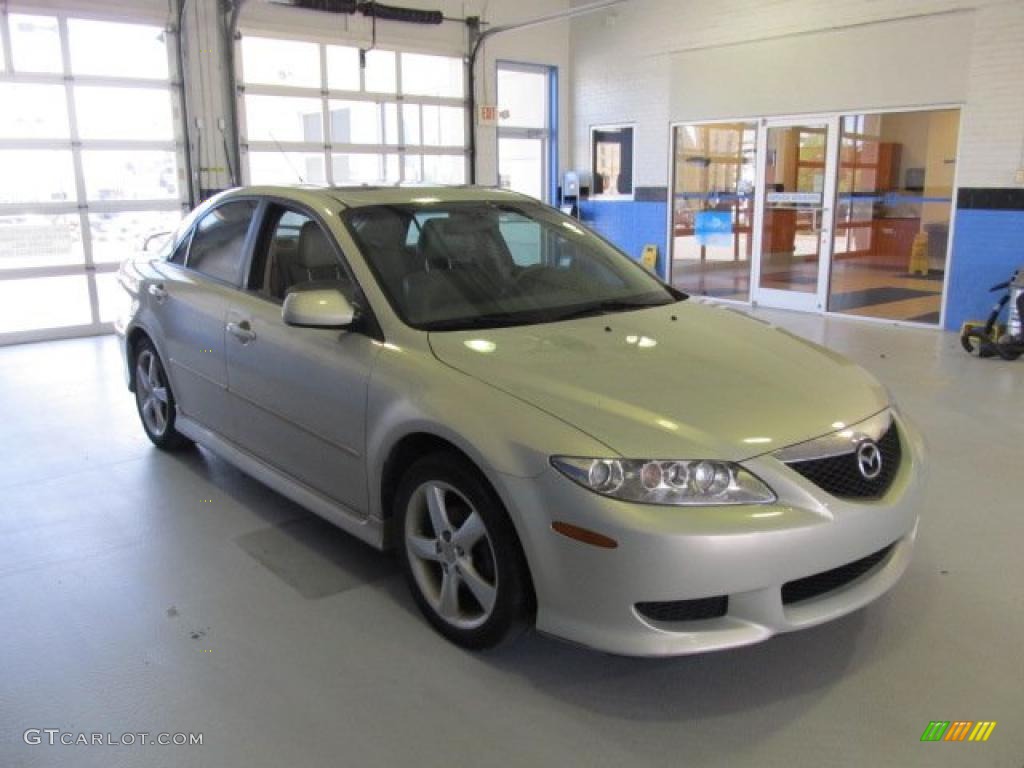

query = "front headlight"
[550, 457, 776, 506]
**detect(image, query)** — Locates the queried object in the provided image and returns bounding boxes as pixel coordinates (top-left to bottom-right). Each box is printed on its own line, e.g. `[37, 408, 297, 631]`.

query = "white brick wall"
[958, 1, 1024, 187]
[571, 0, 1024, 189]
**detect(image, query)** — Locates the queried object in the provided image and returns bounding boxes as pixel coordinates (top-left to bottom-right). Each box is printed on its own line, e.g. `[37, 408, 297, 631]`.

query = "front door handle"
[226, 320, 256, 344]
[148, 283, 168, 302]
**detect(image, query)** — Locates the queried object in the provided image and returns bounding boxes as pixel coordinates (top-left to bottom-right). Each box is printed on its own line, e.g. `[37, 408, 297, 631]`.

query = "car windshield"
[343, 201, 682, 331]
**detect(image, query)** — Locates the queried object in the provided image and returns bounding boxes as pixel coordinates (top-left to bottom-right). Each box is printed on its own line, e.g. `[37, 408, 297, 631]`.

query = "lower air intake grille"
[786, 423, 902, 499]
[636, 595, 729, 623]
[782, 544, 894, 605]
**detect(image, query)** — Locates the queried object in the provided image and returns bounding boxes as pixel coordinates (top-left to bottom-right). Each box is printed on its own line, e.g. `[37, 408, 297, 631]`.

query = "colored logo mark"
[920, 721, 996, 742]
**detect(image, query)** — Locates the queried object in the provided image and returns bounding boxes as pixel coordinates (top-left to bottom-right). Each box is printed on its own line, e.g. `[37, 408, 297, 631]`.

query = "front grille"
[787, 423, 902, 499]
[636, 595, 728, 623]
[782, 544, 894, 605]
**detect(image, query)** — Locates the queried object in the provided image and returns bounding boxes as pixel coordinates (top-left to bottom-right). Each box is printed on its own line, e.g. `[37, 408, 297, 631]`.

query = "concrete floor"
[1, 310, 1022, 768]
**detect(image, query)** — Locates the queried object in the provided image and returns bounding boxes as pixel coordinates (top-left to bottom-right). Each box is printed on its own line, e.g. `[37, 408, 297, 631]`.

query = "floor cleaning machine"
[960, 269, 1024, 360]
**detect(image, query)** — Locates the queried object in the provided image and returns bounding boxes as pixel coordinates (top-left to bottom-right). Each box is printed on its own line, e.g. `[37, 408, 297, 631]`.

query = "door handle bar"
[226, 320, 256, 343]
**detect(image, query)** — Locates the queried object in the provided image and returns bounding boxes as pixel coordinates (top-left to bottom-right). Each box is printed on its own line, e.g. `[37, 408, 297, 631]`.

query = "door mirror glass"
[282, 289, 355, 328]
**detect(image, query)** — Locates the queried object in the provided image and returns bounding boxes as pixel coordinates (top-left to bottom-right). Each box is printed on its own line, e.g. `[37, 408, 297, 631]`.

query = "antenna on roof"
[268, 130, 305, 184]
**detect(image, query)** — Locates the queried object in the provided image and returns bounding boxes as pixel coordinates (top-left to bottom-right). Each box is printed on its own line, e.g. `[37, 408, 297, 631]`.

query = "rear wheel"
[396, 452, 529, 649]
[133, 339, 192, 450]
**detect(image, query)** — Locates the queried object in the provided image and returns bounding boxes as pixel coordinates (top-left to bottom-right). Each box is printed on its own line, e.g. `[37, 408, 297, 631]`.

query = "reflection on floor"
[672, 255, 944, 324]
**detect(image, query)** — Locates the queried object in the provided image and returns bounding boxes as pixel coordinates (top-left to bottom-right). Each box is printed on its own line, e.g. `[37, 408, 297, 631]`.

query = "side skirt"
[176, 415, 385, 550]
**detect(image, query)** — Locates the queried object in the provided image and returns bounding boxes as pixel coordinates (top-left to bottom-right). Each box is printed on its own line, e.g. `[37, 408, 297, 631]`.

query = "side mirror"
[143, 231, 172, 252]
[282, 289, 356, 329]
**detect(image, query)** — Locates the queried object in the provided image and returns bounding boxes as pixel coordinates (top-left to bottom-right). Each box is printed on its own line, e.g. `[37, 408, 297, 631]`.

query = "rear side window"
[187, 200, 258, 284]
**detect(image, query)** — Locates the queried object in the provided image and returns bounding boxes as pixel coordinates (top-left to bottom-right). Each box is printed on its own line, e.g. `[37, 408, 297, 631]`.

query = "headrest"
[352, 208, 410, 250]
[296, 221, 336, 269]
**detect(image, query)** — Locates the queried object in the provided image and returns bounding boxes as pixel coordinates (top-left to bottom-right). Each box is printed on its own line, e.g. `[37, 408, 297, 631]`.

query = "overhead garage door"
[238, 35, 467, 187]
[0, 12, 186, 345]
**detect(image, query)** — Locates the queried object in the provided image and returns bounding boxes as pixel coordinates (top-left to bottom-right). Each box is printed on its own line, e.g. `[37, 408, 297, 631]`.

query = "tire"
[996, 335, 1023, 361]
[133, 338, 192, 451]
[396, 451, 530, 650]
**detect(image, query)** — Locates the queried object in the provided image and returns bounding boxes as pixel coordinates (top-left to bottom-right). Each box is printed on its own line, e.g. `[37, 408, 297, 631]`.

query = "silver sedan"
[116, 186, 922, 656]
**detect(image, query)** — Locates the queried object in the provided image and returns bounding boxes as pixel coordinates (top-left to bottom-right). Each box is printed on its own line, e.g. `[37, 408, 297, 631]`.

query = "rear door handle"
[148, 283, 168, 302]
[226, 320, 256, 344]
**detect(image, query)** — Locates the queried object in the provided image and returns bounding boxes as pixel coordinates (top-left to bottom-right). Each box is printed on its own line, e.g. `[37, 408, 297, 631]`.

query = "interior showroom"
[1, 0, 1022, 765]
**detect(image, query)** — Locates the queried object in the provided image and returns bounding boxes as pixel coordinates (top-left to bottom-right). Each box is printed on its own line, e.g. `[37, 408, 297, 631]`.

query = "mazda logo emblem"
[856, 440, 883, 480]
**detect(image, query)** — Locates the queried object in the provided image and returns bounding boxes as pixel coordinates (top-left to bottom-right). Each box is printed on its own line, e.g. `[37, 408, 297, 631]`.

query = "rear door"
[224, 203, 380, 515]
[155, 199, 258, 437]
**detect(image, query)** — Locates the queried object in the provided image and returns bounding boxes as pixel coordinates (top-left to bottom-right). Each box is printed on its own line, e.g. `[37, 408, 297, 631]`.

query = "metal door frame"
[750, 114, 840, 313]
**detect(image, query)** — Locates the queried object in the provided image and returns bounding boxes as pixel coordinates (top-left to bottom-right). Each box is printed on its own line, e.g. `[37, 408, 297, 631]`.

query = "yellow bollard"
[909, 231, 929, 276]
[641, 244, 658, 272]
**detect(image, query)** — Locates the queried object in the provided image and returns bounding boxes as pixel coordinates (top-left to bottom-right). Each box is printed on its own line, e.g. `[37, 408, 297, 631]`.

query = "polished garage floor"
[1, 310, 1022, 768]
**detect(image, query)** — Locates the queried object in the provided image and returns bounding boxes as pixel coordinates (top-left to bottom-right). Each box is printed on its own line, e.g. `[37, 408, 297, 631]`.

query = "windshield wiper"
[423, 312, 532, 331]
[552, 299, 668, 322]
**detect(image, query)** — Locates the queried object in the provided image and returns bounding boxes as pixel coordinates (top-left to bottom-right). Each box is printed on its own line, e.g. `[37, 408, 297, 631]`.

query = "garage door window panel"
[9, 14, 62, 74]
[81, 150, 179, 202]
[0, 275, 92, 332]
[241, 37, 319, 88]
[89, 211, 185, 265]
[363, 49, 396, 94]
[400, 52, 463, 98]
[248, 151, 326, 185]
[75, 87, 175, 141]
[329, 100, 398, 146]
[188, 202, 259, 286]
[0, 150, 77, 205]
[326, 45, 360, 91]
[0, 83, 69, 139]
[0, 13, 185, 343]
[0, 214, 85, 271]
[68, 19, 169, 80]
[239, 34, 466, 186]
[245, 95, 323, 143]
[332, 153, 400, 185]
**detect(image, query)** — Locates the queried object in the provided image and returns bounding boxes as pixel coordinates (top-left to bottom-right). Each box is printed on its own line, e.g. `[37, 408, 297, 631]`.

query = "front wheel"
[133, 339, 192, 451]
[396, 453, 530, 649]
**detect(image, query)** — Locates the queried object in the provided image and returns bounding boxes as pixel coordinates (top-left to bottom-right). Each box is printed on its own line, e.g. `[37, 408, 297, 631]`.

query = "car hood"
[427, 301, 889, 460]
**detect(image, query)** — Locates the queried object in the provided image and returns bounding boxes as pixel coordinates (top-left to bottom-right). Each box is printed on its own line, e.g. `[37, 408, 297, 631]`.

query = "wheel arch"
[378, 430, 537, 611]
[125, 325, 153, 392]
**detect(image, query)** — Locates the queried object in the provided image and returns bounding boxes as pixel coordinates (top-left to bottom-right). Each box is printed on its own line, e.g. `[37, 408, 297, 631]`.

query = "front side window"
[187, 201, 257, 284]
[248, 206, 356, 303]
[344, 201, 677, 330]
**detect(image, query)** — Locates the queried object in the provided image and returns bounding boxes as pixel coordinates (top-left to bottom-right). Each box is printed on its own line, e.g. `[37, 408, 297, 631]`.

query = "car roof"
[221, 185, 535, 209]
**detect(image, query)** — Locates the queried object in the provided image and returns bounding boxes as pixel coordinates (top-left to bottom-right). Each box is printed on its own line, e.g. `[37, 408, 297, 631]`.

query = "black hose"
[176, 0, 197, 207]
[467, 29, 485, 185]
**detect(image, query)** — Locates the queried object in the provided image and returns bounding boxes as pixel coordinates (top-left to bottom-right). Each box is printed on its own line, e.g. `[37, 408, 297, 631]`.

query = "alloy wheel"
[404, 480, 499, 631]
[135, 348, 170, 437]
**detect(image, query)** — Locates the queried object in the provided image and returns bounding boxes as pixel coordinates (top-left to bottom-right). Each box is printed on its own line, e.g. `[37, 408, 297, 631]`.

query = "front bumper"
[499, 412, 923, 657]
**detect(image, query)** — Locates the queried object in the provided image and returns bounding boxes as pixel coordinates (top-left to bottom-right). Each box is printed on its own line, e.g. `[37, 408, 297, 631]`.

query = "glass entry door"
[752, 118, 839, 312]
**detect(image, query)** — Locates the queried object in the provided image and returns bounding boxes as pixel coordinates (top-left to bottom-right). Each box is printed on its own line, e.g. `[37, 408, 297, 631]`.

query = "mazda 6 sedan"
[116, 185, 922, 656]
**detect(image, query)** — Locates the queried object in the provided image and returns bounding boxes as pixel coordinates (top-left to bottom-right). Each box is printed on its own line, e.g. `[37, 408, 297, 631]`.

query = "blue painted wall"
[945, 209, 1024, 330]
[579, 200, 669, 280]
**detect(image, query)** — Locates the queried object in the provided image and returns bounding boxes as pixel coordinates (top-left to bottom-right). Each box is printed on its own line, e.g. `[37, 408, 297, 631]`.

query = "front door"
[752, 117, 839, 312]
[225, 205, 378, 515]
